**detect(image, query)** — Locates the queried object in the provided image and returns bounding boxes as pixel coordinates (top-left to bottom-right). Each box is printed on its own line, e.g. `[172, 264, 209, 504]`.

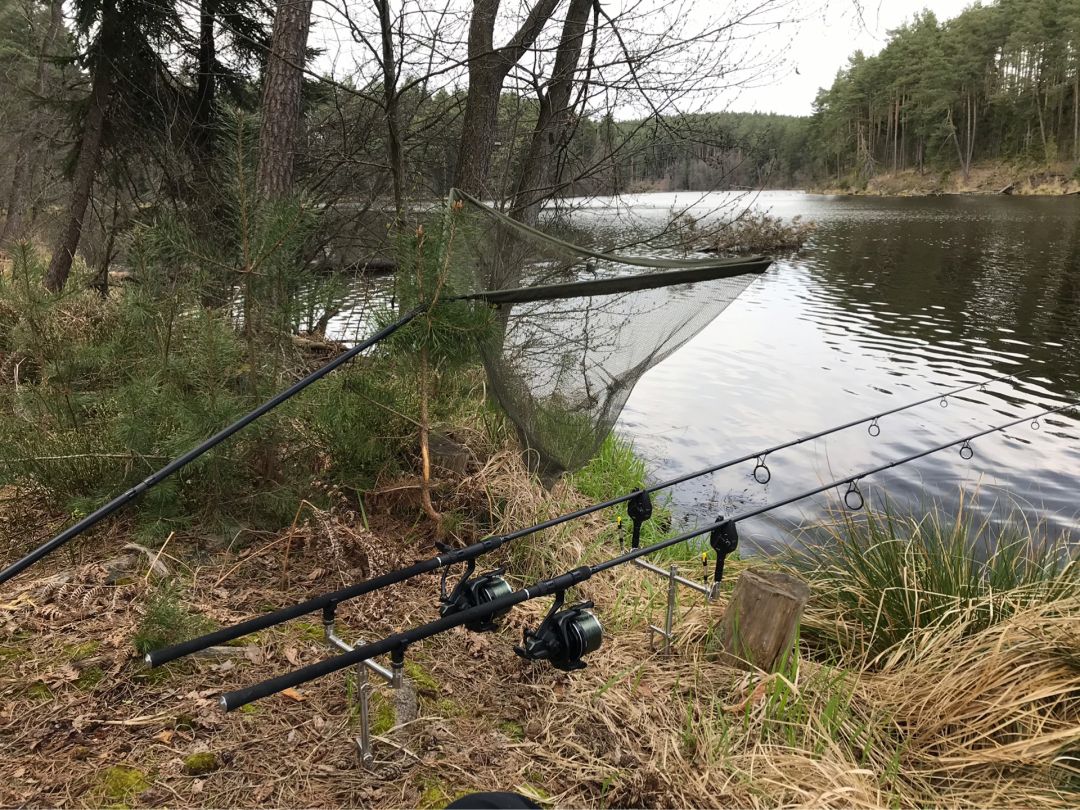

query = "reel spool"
[515, 593, 603, 671]
[440, 569, 513, 633]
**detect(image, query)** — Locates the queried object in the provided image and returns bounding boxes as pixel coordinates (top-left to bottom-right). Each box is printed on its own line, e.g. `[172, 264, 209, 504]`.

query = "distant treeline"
[585, 0, 1080, 193]
[812, 0, 1080, 184]
[563, 112, 815, 193]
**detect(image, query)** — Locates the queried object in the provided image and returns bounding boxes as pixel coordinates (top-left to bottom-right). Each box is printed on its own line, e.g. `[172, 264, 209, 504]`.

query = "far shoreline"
[805, 161, 1080, 198]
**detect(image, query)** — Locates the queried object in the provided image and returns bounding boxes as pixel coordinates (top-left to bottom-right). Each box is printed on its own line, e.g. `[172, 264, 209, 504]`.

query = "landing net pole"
[0, 308, 426, 587]
[219, 401, 1077, 711]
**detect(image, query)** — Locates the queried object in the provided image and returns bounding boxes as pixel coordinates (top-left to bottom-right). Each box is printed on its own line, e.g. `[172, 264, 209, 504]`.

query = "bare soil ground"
[2, 474, 1078, 808]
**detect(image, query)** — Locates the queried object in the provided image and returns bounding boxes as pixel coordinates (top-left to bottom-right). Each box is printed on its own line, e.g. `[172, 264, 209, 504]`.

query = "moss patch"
[370, 692, 396, 735]
[63, 640, 102, 660]
[404, 660, 439, 694]
[431, 697, 465, 718]
[26, 682, 52, 702]
[498, 719, 525, 740]
[99, 765, 150, 803]
[418, 778, 452, 810]
[292, 620, 324, 642]
[174, 713, 197, 731]
[0, 644, 28, 661]
[182, 752, 220, 776]
[75, 666, 105, 690]
[518, 782, 553, 807]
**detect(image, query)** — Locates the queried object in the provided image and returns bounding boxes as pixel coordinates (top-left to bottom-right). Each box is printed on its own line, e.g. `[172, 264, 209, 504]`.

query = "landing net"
[438, 190, 770, 475]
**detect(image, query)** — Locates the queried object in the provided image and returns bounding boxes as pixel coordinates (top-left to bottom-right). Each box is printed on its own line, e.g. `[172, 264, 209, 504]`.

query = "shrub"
[133, 585, 218, 655]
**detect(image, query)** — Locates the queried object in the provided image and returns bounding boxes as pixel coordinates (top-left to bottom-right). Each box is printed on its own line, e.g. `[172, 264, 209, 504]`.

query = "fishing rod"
[216, 400, 1078, 711]
[146, 369, 1016, 667]
[0, 308, 426, 587]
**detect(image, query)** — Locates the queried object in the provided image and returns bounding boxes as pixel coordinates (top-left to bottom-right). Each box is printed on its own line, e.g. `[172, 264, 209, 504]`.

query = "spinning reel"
[515, 591, 603, 671]
[438, 557, 513, 633]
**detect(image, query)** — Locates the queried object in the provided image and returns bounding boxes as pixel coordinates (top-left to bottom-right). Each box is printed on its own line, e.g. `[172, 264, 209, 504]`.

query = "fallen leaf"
[281, 687, 305, 703]
[153, 730, 175, 744]
[283, 647, 301, 666]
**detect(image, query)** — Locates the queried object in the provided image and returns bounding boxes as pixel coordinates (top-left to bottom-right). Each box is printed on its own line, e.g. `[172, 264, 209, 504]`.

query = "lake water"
[323, 191, 1080, 553]
[580, 191, 1080, 552]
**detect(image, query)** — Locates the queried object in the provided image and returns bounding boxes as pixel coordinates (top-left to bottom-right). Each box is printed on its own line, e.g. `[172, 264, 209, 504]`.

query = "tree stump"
[718, 569, 810, 672]
[429, 433, 470, 475]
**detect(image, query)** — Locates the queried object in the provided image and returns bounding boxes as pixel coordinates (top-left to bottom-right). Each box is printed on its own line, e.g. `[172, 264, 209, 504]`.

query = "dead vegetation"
[1, 446, 1078, 808]
[664, 208, 816, 257]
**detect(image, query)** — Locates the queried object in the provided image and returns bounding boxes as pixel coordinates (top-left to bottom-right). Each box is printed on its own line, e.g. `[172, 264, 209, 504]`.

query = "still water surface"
[323, 192, 1080, 552]
[589, 192, 1080, 551]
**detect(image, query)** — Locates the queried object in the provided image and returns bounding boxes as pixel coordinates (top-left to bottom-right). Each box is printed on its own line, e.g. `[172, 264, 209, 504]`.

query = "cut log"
[998, 183, 1015, 195]
[718, 569, 810, 672]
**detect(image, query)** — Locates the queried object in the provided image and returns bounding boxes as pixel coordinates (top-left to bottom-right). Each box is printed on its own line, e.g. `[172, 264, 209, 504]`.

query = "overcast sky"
[751, 0, 975, 115]
[310, 1, 979, 120]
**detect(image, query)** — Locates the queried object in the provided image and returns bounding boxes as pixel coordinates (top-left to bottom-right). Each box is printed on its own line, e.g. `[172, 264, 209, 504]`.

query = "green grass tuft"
[787, 507, 1080, 663]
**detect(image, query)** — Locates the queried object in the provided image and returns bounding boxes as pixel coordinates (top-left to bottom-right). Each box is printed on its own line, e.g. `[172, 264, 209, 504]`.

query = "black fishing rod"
[146, 369, 1016, 667]
[0, 308, 426, 587]
[216, 400, 1077, 711]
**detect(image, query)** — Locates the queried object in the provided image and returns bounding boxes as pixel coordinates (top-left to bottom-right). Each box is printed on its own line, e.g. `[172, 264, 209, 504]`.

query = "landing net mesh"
[437, 191, 769, 476]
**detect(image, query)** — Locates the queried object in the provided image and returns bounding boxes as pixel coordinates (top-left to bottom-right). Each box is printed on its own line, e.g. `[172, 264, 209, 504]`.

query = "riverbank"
[1, 425, 1078, 807]
[0, 241, 1078, 807]
[814, 161, 1080, 197]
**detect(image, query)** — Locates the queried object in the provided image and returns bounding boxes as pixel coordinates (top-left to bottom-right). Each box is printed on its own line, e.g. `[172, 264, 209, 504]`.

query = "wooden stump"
[718, 569, 810, 672]
[429, 432, 470, 475]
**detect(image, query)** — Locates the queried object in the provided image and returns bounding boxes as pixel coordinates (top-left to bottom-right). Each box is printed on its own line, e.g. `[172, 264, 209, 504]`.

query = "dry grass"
[817, 160, 1080, 197]
[1, 448, 1078, 808]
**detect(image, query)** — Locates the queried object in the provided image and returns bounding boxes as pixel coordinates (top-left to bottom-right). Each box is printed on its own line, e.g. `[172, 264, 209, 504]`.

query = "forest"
[6, 0, 1080, 268]
[0, 0, 798, 289]
[811, 0, 1080, 186]
[607, 0, 1080, 192]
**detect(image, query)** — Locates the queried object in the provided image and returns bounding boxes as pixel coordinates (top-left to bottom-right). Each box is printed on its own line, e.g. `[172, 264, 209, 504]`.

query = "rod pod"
[149, 371, 1021, 666]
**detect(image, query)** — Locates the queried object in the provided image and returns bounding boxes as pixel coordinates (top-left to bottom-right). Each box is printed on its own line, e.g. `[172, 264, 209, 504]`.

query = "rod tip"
[218, 695, 230, 712]
[143, 653, 154, 667]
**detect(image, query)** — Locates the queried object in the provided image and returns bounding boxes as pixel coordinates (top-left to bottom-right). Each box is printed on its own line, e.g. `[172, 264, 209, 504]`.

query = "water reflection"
[603, 193, 1080, 552]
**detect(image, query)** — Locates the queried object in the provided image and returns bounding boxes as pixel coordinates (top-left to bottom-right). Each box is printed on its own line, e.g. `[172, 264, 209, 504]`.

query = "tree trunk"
[376, 0, 406, 219]
[510, 0, 592, 225]
[965, 93, 976, 175]
[455, 0, 505, 197]
[2, 0, 64, 247]
[1073, 70, 1078, 162]
[947, 107, 968, 181]
[257, 0, 314, 200]
[1034, 81, 1048, 157]
[453, 0, 563, 197]
[193, 0, 218, 157]
[44, 1, 118, 293]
